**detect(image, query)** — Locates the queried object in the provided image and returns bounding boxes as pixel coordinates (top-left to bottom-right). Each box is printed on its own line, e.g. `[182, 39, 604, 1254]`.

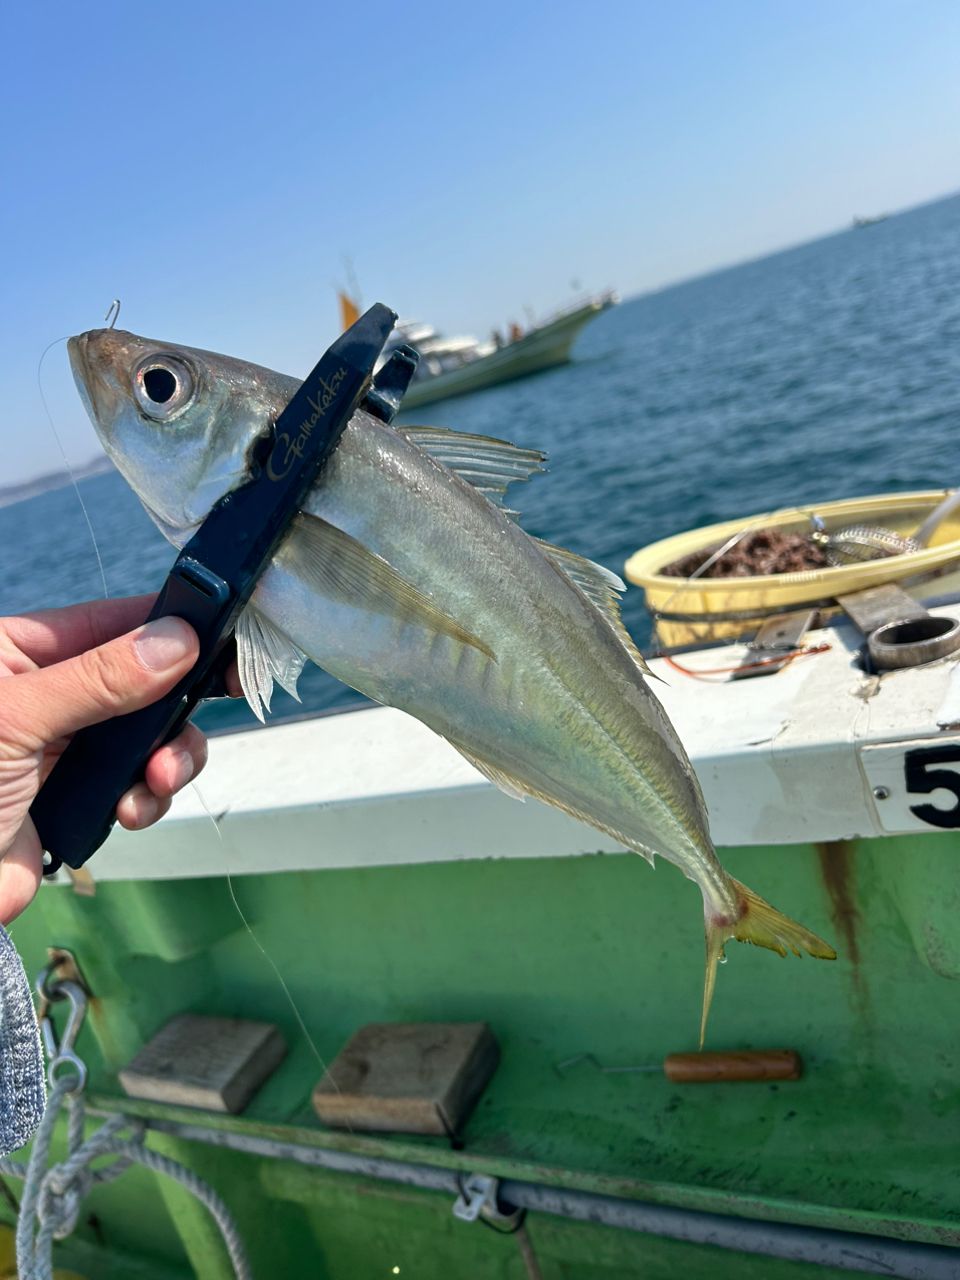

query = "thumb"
[0, 617, 199, 752]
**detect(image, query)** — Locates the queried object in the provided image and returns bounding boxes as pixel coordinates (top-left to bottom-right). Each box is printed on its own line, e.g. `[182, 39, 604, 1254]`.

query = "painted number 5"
[905, 745, 960, 829]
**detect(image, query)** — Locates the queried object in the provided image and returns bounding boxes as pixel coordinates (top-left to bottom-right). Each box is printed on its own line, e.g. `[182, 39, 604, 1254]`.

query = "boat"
[852, 214, 888, 229]
[9, 492, 960, 1278]
[339, 289, 618, 409]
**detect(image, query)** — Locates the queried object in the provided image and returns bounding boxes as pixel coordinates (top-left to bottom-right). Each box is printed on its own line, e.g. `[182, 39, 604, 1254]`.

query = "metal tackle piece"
[36, 963, 89, 1093]
[838, 584, 960, 670]
[731, 609, 817, 680]
[453, 1174, 523, 1229]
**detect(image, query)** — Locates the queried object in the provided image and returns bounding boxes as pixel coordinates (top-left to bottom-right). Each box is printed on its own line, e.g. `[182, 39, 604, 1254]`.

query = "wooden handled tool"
[663, 1049, 802, 1083]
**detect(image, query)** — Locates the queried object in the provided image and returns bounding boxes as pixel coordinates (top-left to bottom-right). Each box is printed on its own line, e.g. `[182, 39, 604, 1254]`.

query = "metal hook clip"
[104, 299, 121, 329]
[452, 1174, 523, 1227]
[35, 972, 88, 1093]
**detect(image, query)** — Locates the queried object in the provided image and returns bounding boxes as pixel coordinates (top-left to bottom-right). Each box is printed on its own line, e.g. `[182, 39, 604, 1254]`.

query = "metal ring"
[869, 614, 960, 670]
[48, 1053, 87, 1094]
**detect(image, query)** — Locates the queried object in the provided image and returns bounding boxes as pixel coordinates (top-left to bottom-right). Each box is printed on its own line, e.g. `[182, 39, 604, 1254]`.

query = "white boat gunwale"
[63, 600, 960, 884]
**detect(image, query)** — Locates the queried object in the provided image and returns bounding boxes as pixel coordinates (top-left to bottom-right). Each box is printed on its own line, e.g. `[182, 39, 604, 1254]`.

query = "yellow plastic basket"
[624, 491, 960, 648]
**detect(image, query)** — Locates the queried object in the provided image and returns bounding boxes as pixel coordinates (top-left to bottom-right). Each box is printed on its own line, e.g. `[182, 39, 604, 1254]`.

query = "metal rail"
[131, 1116, 956, 1279]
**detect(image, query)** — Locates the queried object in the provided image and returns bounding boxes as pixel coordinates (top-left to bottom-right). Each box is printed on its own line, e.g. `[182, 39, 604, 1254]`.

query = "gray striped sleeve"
[0, 926, 44, 1154]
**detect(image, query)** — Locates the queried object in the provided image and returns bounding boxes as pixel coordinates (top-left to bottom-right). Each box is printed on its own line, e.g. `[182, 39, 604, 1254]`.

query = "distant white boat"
[339, 290, 618, 409]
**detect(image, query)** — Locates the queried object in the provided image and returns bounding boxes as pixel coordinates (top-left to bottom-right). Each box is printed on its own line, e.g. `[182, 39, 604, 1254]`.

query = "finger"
[116, 787, 172, 831]
[0, 617, 199, 753]
[142, 723, 208, 798]
[0, 821, 42, 925]
[225, 659, 242, 698]
[1, 596, 156, 668]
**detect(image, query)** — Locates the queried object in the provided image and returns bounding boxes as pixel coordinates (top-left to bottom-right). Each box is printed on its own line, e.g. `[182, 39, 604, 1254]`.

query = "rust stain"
[815, 840, 860, 968]
[86, 995, 126, 1068]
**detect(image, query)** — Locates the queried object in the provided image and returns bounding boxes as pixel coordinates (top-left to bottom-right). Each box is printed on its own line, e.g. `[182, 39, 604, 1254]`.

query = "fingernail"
[135, 618, 196, 672]
[174, 748, 195, 786]
[132, 793, 160, 829]
[118, 788, 159, 830]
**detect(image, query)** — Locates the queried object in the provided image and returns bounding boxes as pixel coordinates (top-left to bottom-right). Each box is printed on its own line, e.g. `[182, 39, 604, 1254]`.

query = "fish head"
[68, 328, 299, 543]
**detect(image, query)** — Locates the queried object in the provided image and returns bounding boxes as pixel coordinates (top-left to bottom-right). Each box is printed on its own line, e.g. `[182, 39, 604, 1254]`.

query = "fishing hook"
[104, 299, 121, 329]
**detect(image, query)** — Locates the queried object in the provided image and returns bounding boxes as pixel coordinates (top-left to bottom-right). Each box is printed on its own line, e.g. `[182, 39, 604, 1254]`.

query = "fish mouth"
[67, 328, 138, 436]
[67, 332, 100, 427]
[68, 327, 130, 382]
[66, 332, 89, 385]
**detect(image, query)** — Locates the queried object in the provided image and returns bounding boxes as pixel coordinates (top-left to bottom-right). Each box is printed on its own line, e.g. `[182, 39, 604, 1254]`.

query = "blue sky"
[2, 0, 958, 480]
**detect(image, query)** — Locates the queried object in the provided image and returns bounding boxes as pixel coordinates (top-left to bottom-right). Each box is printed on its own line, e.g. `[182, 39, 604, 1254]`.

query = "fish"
[68, 327, 836, 1041]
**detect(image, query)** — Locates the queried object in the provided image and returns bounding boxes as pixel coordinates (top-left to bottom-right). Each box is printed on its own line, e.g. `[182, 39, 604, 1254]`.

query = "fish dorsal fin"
[447, 737, 656, 866]
[236, 605, 308, 722]
[535, 540, 657, 679]
[401, 426, 546, 516]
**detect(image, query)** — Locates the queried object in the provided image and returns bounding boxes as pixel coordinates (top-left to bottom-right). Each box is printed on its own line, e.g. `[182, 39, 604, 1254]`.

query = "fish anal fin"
[289, 515, 495, 661]
[447, 738, 656, 866]
[449, 740, 528, 801]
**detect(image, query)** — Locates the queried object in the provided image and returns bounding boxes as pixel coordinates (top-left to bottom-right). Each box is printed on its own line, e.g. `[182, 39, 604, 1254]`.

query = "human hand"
[0, 596, 238, 924]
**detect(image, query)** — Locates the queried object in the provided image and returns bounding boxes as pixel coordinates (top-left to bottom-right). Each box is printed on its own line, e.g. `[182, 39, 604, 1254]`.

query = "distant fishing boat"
[852, 213, 888, 229]
[338, 289, 618, 409]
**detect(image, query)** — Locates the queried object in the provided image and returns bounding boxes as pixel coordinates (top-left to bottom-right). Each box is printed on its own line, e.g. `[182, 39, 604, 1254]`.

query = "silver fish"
[69, 328, 835, 1040]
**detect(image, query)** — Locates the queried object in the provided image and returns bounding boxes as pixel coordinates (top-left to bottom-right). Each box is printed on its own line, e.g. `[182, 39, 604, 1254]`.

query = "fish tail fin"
[700, 877, 836, 1048]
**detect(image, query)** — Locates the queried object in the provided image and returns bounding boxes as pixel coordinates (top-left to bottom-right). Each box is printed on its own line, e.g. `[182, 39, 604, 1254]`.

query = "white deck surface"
[84, 605, 960, 881]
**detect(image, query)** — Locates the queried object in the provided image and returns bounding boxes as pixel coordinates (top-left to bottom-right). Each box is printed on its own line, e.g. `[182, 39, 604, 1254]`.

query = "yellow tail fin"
[700, 877, 836, 1047]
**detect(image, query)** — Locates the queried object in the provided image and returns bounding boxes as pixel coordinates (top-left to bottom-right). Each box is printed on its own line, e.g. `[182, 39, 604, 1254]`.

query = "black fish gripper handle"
[30, 560, 236, 875]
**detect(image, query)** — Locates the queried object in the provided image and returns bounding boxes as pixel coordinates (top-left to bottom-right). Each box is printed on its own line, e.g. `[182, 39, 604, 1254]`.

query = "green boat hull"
[6, 829, 959, 1278]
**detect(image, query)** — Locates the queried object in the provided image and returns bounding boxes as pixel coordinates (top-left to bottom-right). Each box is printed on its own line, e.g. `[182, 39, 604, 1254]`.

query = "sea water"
[2, 192, 958, 732]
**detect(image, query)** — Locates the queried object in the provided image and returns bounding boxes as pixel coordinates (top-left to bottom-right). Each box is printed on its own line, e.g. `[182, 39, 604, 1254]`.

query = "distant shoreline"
[0, 454, 115, 510]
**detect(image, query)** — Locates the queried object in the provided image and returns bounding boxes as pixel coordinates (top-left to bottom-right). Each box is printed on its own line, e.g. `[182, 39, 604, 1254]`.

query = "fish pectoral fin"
[535, 539, 660, 681]
[289, 515, 495, 660]
[401, 426, 546, 520]
[236, 605, 308, 721]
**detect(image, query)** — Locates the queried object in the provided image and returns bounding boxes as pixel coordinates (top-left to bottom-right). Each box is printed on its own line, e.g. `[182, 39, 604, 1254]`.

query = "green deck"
[5, 833, 959, 1278]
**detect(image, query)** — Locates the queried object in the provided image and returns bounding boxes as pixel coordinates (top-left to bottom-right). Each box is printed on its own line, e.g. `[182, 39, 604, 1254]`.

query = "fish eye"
[133, 356, 196, 420]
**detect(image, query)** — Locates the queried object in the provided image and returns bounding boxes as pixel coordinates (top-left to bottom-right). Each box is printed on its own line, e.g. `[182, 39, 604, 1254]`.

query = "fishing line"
[191, 779, 349, 1121]
[662, 643, 831, 680]
[36, 337, 109, 601]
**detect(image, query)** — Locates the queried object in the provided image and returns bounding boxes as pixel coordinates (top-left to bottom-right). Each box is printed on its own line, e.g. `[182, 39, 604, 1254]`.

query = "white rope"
[0, 1082, 252, 1280]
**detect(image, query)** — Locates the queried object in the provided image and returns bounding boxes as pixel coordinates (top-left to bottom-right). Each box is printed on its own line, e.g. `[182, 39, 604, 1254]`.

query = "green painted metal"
[5, 832, 960, 1276]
